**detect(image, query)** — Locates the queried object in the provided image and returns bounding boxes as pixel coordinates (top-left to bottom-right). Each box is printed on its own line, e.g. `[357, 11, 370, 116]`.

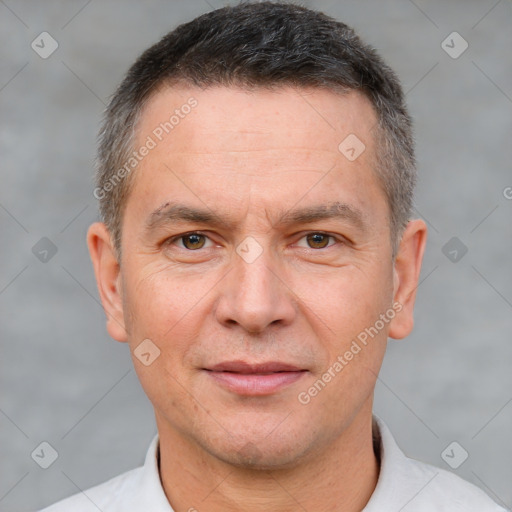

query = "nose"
[214, 241, 297, 334]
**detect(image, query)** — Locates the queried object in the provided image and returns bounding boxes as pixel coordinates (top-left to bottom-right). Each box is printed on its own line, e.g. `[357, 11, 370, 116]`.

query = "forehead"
[136, 84, 377, 157]
[126, 85, 386, 229]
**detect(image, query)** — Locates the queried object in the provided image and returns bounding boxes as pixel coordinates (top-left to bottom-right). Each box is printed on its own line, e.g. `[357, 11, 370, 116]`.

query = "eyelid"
[166, 231, 216, 249]
[293, 232, 341, 249]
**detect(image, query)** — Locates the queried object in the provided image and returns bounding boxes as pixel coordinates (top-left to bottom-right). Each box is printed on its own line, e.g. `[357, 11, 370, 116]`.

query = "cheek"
[297, 271, 390, 420]
[125, 261, 204, 338]
[123, 264, 203, 412]
[294, 262, 393, 341]
[121, 268, 205, 402]
[295, 262, 392, 399]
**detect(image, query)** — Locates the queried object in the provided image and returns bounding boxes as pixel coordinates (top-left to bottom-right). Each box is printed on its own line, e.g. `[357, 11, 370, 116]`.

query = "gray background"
[0, 0, 511, 510]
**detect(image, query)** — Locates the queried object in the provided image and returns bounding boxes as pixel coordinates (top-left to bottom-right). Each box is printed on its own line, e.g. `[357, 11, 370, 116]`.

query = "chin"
[214, 443, 306, 470]
[197, 422, 319, 471]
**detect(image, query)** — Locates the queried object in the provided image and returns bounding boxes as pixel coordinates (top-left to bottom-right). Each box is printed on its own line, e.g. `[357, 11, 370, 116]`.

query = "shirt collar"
[364, 415, 440, 510]
[133, 433, 175, 510]
[140, 415, 429, 511]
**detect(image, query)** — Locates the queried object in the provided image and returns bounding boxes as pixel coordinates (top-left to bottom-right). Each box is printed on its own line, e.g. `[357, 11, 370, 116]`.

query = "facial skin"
[88, 85, 427, 511]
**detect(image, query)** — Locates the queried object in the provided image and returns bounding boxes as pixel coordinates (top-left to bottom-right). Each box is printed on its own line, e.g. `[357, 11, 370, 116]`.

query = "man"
[40, 2, 506, 510]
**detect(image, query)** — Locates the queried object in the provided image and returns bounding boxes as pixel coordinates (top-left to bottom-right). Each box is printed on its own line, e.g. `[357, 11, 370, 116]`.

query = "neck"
[156, 402, 379, 512]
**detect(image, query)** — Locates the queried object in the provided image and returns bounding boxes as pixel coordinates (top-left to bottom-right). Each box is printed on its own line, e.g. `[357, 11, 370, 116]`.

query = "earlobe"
[86, 222, 128, 343]
[388, 219, 427, 340]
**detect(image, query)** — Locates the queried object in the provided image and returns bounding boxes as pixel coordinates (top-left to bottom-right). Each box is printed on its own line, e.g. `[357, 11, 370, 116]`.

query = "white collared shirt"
[39, 416, 507, 511]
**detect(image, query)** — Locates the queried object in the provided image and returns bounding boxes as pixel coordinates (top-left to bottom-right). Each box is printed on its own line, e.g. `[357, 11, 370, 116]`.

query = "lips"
[207, 360, 303, 374]
[203, 360, 307, 395]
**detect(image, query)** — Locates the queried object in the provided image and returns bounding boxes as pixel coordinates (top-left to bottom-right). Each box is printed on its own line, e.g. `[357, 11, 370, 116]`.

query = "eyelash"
[165, 231, 342, 251]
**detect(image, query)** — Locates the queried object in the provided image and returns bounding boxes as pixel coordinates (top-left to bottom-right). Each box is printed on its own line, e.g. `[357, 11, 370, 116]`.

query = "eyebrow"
[276, 202, 366, 231]
[144, 200, 367, 233]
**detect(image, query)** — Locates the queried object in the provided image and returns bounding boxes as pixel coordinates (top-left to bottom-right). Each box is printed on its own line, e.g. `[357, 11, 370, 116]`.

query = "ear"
[388, 219, 427, 340]
[87, 222, 128, 342]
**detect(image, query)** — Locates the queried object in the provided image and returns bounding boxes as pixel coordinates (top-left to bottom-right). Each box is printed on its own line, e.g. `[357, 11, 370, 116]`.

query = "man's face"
[101, 86, 406, 467]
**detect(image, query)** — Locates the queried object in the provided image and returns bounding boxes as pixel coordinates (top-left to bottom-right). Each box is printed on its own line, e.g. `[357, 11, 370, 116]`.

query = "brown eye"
[180, 233, 206, 250]
[306, 233, 331, 249]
